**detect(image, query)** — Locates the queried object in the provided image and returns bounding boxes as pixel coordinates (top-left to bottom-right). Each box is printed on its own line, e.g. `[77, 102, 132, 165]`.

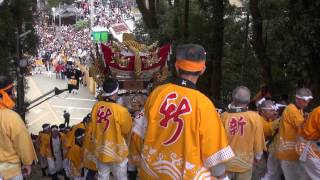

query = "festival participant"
[130, 44, 234, 179]
[65, 116, 88, 150]
[128, 96, 146, 180]
[0, 74, 37, 180]
[91, 78, 132, 180]
[39, 123, 51, 177]
[83, 113, 98, 180]
[258, 100, 283, 180]
[59, 124, 70, 180]
[277, 88, 312, 180]
[67, 128, 86, 180]
[296, 106, 320, 180]
[221, 86, 266, 180]
[47, 125, 64, 180]
[258, 100, 279, 140]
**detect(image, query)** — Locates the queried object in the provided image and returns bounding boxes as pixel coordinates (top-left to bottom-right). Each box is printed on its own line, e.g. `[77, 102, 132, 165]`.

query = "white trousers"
[261, 153, 282, 180]
[39, 155, 47, 168]
[63, 159, 71, 178]
[301, 157, 320, 180]
[48, 156, 63, 175]
[0, 174, 23, 180]
[281, 160, 310, 180]
[97, 159, 128, 180]
[7, 174, 23, 180]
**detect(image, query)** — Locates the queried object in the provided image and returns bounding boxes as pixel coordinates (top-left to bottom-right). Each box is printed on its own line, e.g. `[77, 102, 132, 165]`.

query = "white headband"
[256, 98, 266, 107]
[101, 85, 119, 97]
[51, 127, 59, 131]
[76, 134, 85, 139]
[296, 95, 313, 101]
[43, 126, 50, 131]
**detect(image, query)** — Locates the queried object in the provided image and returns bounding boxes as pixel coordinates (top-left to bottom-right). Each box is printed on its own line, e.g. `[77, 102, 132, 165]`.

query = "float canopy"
[92, 26, 109, 43]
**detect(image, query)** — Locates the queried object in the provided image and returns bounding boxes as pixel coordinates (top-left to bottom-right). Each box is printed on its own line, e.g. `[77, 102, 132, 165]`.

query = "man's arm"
[10, 113, 37, 175]
[199, 100, 234, 178]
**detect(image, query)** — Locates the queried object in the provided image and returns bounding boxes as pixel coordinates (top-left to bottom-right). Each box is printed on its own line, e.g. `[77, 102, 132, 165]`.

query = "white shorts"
[97, 159, 128, 180]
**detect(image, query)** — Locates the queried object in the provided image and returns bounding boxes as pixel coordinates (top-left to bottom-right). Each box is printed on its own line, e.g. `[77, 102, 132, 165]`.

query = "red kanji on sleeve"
[96, 106, 113, 132]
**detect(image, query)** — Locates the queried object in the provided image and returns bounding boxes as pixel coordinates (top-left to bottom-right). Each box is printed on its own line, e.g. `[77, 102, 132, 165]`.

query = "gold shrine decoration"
[113, 52, 130, 68]
[134, 50, 142, 77]
[109, 40, 162, 77]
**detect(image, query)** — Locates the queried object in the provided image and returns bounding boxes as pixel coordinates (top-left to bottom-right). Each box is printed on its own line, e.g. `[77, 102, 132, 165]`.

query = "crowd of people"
[1, 44, 320, 180]
[1, 0, 320, 179]
[31, 0, 137, 95]
[35, 0, 135, 66]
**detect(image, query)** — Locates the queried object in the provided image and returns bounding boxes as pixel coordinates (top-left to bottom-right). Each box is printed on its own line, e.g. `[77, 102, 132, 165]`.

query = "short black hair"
[176, 44, 206, 62]
[102, 78, 119, 96]
[75, 128, 85, 138]
[177, 68, 202, 76]
[59, 124, 66, 129]
[0, 73, 13, 89]
[51, 125, 58, 130]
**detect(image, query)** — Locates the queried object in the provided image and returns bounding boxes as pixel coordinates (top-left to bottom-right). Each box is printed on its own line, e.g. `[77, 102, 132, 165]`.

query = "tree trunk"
[183, 0, 189, 40]
[173, 0, 181, 40]
[249, 0, 272, 85]
[136, 0, 159, 29]
[210, 0, 224, 104]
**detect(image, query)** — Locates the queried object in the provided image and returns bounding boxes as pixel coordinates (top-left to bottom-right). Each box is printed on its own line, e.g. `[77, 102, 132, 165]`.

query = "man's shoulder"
[314, 106, 320, 113]
[222, 110, 261, 120]
[0, 108, 20, 117]
[98, 102, 130, 115]
[0, 108, 23, 123]
[152, 83, 208, 100]
[284, 104, 298, 112]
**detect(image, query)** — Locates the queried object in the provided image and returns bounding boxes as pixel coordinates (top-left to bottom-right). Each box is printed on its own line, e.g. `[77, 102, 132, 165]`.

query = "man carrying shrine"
[277, 88, 312, 180]
[296, 105, 320, 179]
[83, 113, 98, 180]
[67, 128, 86, 180]
[221, 86, 266, 180]
[39, 123, 51, 176]
[91, 78, 132, 180]
[259, 100, 282, 180]
[47, 125, 64, 180]
[130, 44, 234, 179]
[0, 73, 37, 180]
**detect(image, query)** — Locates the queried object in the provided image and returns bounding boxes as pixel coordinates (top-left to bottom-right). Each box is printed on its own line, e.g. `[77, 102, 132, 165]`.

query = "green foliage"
[75, 20, 89, 31]
[134, 0, 320, 106]
[0, 0, 37, 74]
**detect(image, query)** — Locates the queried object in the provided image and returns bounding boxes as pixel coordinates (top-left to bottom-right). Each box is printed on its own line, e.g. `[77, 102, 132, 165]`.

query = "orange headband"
[0, 83, 15, 109]
[175, 59, 206, 72]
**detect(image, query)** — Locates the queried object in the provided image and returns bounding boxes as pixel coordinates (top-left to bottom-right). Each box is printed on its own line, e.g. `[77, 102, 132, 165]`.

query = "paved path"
[25, 73, 96, 134]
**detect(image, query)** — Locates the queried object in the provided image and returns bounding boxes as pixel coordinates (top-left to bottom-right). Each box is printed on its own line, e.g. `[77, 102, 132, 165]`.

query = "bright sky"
[229, 0, 243, 7]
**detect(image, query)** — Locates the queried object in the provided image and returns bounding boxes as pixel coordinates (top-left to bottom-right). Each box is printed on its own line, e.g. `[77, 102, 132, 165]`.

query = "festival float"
[89, 34, 171, 112]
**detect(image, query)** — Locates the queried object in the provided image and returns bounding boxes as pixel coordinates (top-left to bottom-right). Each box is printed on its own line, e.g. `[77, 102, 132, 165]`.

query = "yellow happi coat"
[261, 118, 274, 139]
[65, 122, 86, 150]
[59, 132, 68, 158]
[67, 143, 84, 177]
[83, 120, 97, 171]
[39, 132, 51, 157]
[0, 109, 37, 179]
[221, 111, 266, 173]
[91, 101, 132, 163]
[261, 117, 280, 140]
[277, 104, 304, 161]
[296, 106, 320, 159]
[131, 80, 234, 179]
